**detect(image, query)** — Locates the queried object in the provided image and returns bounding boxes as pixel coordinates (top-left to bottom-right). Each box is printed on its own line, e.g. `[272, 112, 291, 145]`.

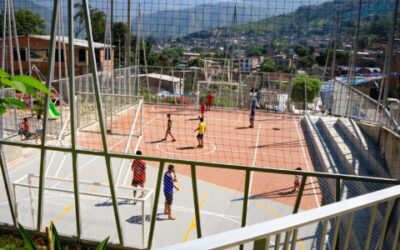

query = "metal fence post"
[36, 0, 60, 232]
[148, 161, 165, 249]
[191, 164, 202, 238]
[240, 170, 251, 250]
[82, 0, 124, 244]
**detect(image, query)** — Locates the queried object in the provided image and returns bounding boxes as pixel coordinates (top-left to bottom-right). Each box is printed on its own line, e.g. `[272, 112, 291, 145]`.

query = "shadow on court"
[250, 139, 305, 148]
[236, 126, 250, 129]
[176, 146, 196, 150]
[126, 214, 151, 224]
[148, 139, 165, 144]
[231, 183, 321, 201]
[95, 199, 132, 207]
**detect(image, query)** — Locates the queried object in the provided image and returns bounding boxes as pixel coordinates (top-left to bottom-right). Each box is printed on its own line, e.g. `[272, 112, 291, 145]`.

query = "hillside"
[227, 0, 394, 41]
[183, 0, 395, 42]
[135, 0, 329, 37]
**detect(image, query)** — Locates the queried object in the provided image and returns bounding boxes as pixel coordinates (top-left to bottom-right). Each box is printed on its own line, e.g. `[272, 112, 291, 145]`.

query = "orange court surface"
[77, 103, 322, 210]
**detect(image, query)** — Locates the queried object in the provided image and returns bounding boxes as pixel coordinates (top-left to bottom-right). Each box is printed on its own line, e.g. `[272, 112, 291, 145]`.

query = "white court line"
[248, 122, 262, 196]
[294, 117, 320, 208]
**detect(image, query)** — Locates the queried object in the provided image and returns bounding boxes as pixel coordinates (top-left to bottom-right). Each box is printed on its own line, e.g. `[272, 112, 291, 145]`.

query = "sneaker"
[161, 138, 166, 141]
[172, 139, 176, 142]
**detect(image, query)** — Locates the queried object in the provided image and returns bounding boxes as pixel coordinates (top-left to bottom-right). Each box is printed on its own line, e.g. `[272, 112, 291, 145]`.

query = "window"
[105, 48, 111, 61]
[13, 48, 26, 61]
[55, 49, 64, 62]
[95, 49, 101, 63]
[78, 49, 86, 62]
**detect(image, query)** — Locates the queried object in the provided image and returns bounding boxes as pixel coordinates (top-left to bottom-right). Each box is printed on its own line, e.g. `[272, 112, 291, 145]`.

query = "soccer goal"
[13, 174, 153, 248]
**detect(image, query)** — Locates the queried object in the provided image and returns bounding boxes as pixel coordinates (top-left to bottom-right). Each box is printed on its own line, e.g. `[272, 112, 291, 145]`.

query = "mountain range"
[3, 0, 330, 37]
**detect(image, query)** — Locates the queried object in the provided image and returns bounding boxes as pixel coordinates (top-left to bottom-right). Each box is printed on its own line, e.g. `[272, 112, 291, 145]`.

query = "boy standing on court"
[163, 164, 179, 220]
[200, 100, 205, 119]
[194, 117, 206, 148]
[131, 150, 146, 204]
[162, 114, 176, 142]
[249, 108, 255, 128]
[206, 91, 213, 110]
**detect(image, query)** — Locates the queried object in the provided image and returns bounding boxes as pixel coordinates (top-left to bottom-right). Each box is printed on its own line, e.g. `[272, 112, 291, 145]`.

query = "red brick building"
[0, 35, 114, 80]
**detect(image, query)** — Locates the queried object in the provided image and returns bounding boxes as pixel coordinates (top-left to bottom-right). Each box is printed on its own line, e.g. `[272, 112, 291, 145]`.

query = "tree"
[246, 45, 263, 57]
[188, 58, 204, 67]
[112, 22, 129, 67]
[0, 9, 46, 35]
[294, 45, 308, 57]
[259, 58, 276, 72]
[74, 3, 106, 42]
[297, 55, 316, 69]
[291, 75, 322, 105]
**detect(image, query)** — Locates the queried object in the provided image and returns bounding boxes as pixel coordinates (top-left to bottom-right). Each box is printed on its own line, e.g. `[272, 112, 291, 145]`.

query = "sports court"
[1, 101, 323, 249]
[1, 99, 321, 248]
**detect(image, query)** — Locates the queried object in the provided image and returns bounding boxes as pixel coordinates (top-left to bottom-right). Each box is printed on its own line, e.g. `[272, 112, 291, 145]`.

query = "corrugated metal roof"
[141, 73, 181, 82]
[30, 35, 107, 49]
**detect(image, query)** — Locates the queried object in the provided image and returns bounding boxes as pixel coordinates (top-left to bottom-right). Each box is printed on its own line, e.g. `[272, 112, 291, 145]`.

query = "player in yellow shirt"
[194, 117, 206, 148]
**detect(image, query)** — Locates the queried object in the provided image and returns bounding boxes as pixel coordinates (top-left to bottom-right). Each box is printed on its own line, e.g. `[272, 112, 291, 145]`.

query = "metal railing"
[331, 79, 400, 132]
[163, 184, 400, 250]
[1, 139, 400, 248]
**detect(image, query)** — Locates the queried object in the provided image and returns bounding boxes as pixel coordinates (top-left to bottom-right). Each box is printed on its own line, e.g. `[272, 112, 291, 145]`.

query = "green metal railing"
[1, 137, 399, 248]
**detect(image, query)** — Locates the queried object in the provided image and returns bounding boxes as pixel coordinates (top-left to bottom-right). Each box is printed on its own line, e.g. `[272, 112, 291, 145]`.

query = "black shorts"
[132, 180, 144, 187]
[164, 192, 173, 205]
[197, 134, 204, 139]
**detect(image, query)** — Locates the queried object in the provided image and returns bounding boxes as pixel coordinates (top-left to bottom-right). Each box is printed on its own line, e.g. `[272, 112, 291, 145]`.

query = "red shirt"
[132, 160, 146, 181]
[200, 102, 205, 112]
[22, 121, 29, 132]
[206, 94, 213, 104]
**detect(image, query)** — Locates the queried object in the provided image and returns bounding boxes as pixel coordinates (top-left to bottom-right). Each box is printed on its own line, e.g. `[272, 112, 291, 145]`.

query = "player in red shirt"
[131, 150, 146, 204]
[206, 91, 213, 110]
[200, 100, 205, 118]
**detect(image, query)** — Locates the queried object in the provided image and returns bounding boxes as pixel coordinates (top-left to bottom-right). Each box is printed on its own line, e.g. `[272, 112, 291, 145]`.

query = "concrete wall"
[357, 122, 400, 179]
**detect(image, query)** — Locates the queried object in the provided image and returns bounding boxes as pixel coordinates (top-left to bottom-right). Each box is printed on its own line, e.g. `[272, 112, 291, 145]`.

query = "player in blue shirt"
[163, 164, 179, 220]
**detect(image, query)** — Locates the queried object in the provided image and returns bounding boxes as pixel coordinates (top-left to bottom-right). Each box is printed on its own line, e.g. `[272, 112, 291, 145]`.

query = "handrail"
[0, 139, 399, 185]
[334, 78, 399, 131]
[161, 185, 400, 250]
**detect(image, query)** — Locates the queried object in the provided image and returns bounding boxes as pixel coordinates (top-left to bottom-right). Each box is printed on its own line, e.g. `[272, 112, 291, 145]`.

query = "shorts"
[132, 179, 144, 187]
[294, 180, 300, 188]
[35, 128, 42, 134]
[197, 134, 204, 139]
[164, 192, 173, 205]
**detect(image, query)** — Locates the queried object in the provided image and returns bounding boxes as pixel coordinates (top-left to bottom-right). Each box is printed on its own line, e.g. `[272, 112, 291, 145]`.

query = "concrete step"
[335, 118, 390, 178]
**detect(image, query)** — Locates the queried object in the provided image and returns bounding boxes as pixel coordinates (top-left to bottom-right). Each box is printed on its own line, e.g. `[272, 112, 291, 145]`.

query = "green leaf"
[11, 75, 50, 95]
[50, 222, 61, 250]
[0, 104, 6, 115]
[96, 236, 110, 250]
[0, 69, 10, 78]
[3, 98, 26, 109]
[17, 223, 37, 250]
[0, 78, 29, 93]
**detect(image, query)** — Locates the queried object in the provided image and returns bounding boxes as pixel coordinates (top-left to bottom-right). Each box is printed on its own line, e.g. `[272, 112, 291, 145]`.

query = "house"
[0, 35, 114, 80]
[239, 56, 263, 72]
[140, 73, 184, 95]
[182, 52, 200, 62]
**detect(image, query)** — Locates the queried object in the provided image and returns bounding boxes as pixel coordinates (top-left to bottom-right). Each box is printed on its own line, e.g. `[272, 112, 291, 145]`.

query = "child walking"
[162, 114, 176, 142]
[293, 167, 302, 192]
